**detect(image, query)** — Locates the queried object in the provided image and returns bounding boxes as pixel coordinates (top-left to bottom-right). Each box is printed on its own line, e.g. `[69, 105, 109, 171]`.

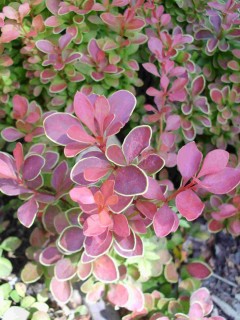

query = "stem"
[157, 116, 163, 152]
[166, 180, 197, 202]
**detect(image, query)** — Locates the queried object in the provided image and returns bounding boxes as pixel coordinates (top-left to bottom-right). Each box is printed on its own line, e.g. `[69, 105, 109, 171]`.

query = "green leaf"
[1, 237, 22, 252]
[0, 300, 12, 317]
[0, 257, 12, 278]
[20, 296, 36, 309]
[0, 283, 11, 299]
[15, 283, 26, 298]
[10, 290, 21, 303]
[36, 289, 48, 303]
[21, 263, 43, 284]
[32, 311, 50, 320]
[75, 305, 89, 316]
[179, 219, 191, 228]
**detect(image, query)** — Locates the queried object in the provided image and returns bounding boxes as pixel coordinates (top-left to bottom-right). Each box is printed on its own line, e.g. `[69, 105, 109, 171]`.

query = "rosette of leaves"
[0, 282, 51, 320]
[206, 194, 240, 236]
[165, 74, 211, 142]
[0, 236, 21, 280]
[163, 0, 208, 26]
[194, 0, 240, 56]
[208, 85, 240, 149]
[1, 95, 44, 143]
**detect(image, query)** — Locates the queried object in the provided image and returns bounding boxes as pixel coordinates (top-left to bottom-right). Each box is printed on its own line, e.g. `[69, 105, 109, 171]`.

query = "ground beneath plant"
[198, 232, 240, 320]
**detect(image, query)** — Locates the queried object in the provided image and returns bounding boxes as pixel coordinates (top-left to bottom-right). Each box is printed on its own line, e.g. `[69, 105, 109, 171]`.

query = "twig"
[212, 295, 239, 319]
[212, 273, 238, 288]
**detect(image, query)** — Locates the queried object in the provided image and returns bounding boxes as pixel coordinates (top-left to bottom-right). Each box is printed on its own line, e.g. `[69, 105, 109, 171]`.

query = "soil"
[195, 232, 240, 320]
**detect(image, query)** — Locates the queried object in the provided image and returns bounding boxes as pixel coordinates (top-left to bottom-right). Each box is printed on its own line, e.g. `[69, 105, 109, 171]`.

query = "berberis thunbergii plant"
[0, 0, 239, 319]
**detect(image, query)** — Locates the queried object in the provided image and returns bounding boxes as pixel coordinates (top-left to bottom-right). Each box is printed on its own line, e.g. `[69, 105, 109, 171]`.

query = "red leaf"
[176, 190, 205, 221]
[187, 261, 212, 279]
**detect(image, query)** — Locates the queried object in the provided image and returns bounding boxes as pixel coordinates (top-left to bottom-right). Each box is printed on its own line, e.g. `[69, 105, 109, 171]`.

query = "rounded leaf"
[58, 226, 84, 253]
[122, 126, 152, 164]
[50, 277, 72, 304]
[114, 165, 148, 196]
[0, 257, 12, 278]
[187, 261, 212, 279]
[153, 205, 176, 238]
[176, 190, 205, 221]
[93, 255, 119, 282]
[55, 258, 77, 281]
[21, 262, 43, 283]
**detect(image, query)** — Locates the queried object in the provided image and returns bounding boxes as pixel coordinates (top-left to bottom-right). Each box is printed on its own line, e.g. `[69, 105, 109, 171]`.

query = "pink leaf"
[114, 165, 148, 196]
[107, 284, 129, 307]
[13, 143, 24, 174]
[50, 277, 72, 304]
[136, 200, 157, 220]
[77, 261, 92, 280]
[123, 126, 152, 164]
[200, 168, 240, 194]
[17, 198, 38, 228]
[190, 287, 213, 315]
[73, 91, 96, 135]
[93, 255, 118, 282]
[106, 145, 126, 166]
[101, 13, 119, 28]
[71, 155, 110, 185]
[142, 63, 160, 77]
[40, 246, 62, 266]
[197, 149, 229, 178]
[165, 115, 181, 131]
[36, 40, 55, 53]
[83, 215, 106, 237]
[192, 75, 205, 96]
[85, 230, 112, 257]
[114, 229, 135, 251]
[22, 155, 45, 181]
[210, 88, 223, 104]
[19, 3, 30, 20]
[51, 161, 71, 193]
[67, 125, 96, 144]
[59, 226, 84, 253]
[12, 95, 28, 119]
[123, 285, 144, 312]
[44, 113, 81, 145]
[153, 205, 176, 237]
[108, 90, 136, 132]
[177, 142, 202, 184]
[114, 235, 143, 258]
[112, 214, 130, 237]
[212, 204, 237, 221]
[143, 177, 165, 201]
[2, 6, 18, 20]
[55, 258, 76, 281]
[176, 190, 205, 221]
[138, 154, 164, 175]
[70, 187, 95, 204]
[1, 127, 24, 142]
